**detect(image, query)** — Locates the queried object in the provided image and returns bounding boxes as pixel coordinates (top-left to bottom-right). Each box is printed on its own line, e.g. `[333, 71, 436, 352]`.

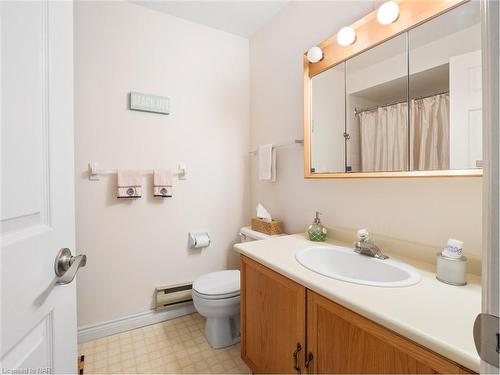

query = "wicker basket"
[251, 218, 283, 235]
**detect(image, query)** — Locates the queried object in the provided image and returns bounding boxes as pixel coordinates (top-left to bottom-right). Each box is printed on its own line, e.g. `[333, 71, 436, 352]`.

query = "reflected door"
[449, 50, 482, 169]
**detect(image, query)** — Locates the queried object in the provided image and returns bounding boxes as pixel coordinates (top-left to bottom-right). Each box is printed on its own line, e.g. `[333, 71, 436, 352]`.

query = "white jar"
[436, 253, 467, 286]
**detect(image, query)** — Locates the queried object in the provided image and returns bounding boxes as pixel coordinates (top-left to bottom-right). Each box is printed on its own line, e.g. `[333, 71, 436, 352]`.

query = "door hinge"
[473, 313, 500, 368]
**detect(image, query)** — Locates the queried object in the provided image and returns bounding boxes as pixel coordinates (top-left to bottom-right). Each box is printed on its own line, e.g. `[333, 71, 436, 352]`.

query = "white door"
[1, 1, 81, 373]
[475, 0, 499, 372]
[449, 50, 483, 169]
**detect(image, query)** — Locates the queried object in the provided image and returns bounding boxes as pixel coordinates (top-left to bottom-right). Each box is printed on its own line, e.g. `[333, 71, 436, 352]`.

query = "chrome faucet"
[353, 229, 389, 260]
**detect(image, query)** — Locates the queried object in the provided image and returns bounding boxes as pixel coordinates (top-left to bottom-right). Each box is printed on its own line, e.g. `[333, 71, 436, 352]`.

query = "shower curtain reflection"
[411, 93, 450, 171]
[356, 93, 449, 172]
[358, 102, 408, 172]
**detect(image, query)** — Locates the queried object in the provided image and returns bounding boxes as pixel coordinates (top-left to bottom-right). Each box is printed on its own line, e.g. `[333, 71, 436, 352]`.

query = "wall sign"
[129, 92, 170, 115]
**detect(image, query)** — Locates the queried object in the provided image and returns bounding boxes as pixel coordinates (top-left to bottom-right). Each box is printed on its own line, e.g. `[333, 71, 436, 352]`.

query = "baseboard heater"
[155, 282, 193, 310]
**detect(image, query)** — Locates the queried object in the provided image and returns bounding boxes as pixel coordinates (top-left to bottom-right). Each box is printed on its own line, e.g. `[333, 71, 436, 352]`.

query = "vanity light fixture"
[307, 46, 324, 63]
[336, 26, 356, 46]
[377, 1, 400, 25]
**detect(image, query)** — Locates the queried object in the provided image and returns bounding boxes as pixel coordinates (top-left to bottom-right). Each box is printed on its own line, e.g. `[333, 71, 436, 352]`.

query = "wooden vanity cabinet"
[307, 291, 471, 374]
[240, 255, 474, 374]
[240, 256, 306, 373]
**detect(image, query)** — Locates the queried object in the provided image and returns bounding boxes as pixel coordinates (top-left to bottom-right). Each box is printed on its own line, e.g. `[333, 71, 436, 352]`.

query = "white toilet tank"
[239, 226, 283, 242]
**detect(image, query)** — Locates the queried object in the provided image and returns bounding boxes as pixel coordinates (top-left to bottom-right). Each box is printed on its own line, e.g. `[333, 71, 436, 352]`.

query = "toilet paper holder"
[189, 232, 211, 249]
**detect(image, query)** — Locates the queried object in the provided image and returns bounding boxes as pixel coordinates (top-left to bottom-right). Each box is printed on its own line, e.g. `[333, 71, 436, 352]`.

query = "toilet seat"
[193, 270, 240, 300]
[192, 288, 239, 300]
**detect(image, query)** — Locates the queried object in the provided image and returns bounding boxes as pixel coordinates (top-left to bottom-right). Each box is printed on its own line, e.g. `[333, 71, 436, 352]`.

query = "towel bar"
[88, 161, 187, 181]
[249, 139, 304, 155]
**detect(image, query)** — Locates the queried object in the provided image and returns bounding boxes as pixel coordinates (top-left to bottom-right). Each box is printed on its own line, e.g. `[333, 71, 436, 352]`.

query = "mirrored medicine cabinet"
[304, 0, 482, 178]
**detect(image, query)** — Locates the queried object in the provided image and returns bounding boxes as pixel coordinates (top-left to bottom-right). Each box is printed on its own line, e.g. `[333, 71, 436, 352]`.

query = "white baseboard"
[77, 303, 197, 343]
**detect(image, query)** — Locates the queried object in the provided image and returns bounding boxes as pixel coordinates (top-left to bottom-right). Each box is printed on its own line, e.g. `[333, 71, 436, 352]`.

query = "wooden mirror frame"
[303, 0, 483, 179]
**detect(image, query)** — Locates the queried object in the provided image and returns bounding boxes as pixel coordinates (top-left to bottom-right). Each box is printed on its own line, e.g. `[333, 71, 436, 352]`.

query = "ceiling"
[132, 1, 289, 38]
[352, 64, 450, 105]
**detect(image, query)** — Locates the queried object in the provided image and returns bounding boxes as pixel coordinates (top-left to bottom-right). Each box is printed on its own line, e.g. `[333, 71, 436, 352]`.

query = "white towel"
[117, 170, 142, 198]
[258, 144, 276, 182]
[153, 170, 173, 198]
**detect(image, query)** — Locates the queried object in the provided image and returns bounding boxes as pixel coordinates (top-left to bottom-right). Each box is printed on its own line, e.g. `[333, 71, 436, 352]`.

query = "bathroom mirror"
[346, 34, 408, 173]
[310, 63, 345, 173]
[409, 1, 482, 171]
[304, 0, 483, 178]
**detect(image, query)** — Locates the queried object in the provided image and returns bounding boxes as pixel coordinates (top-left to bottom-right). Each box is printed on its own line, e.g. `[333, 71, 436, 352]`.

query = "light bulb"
[377, 1, 400, 25]
[307, 46, 323, 63]
[336, 27, 356, 46]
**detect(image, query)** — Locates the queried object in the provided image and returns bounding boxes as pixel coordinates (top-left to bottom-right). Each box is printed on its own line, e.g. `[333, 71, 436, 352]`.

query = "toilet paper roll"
[189, 232, 211, 249]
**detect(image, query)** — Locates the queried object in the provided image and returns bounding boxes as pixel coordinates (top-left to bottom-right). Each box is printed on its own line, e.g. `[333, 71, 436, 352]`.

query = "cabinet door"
[306, 290, 467, 374]
[241, 256, 306, 374]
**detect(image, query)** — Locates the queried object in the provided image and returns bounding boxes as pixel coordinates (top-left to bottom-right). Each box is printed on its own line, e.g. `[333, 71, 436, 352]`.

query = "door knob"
[54, 248, 87, 285]
[473, 313, 499, 367]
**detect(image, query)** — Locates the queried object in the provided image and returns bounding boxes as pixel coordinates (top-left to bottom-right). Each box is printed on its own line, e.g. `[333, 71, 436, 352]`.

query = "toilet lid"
[193, 270, 240, 298]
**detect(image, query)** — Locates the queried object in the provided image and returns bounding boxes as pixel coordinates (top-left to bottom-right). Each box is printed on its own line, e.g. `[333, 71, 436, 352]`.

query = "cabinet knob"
[292, 342, 302, 374]
[305, 352, 314, 370]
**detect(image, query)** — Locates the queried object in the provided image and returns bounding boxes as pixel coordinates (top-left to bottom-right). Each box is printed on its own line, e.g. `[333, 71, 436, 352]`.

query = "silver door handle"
[473, 313, 500, 367]
[54, 248, 87, 285]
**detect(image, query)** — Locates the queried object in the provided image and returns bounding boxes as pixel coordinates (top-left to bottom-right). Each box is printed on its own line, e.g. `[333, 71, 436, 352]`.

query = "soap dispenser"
[308, 212, 327, 241]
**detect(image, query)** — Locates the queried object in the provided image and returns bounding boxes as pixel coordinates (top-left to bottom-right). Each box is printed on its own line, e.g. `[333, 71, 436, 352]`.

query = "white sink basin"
[295, 245, 421, 287]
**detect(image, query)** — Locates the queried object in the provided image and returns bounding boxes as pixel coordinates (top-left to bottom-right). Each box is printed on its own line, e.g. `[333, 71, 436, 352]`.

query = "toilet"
[192, 226, 279, 348]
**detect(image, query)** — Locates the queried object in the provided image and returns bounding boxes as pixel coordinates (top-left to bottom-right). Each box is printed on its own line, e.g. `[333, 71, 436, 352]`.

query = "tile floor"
[78, 313, 250, 374]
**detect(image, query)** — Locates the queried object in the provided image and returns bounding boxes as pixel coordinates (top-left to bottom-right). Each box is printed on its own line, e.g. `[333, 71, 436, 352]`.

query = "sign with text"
[129, 92, 170, 115]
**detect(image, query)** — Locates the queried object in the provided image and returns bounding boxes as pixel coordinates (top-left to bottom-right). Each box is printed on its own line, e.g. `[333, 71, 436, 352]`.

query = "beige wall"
[75, 1, 250, 327]
[75, 0, 483, 328]
[249, 2, 482, 253]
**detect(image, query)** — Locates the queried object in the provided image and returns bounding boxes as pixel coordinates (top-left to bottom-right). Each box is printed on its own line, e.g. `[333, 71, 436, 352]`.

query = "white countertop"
[234, 234, 481, 372]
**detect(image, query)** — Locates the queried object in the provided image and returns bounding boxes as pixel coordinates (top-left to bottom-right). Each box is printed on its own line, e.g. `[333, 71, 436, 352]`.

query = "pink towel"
[153, 170, 173, 198]
[117, 170, 142, 198]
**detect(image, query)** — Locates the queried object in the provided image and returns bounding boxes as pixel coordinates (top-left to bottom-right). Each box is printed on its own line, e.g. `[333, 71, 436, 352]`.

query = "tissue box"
[251, 218, 283, 235]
